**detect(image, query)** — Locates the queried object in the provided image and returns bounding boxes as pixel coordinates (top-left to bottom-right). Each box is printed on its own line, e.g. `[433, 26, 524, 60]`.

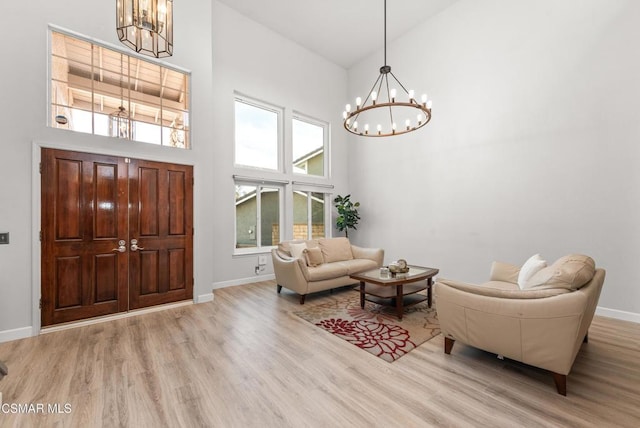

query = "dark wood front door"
[41, 149, 193, 326]
[128, 159, 193, 309]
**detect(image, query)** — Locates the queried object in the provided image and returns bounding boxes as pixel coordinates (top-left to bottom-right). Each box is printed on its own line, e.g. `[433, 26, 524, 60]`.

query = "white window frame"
[234, 94, 284, 173]
[292, 184, 333, 240]
[292, 112, 330, 179]
[234, 178, 286, 255]
[47, 25, 192, 148]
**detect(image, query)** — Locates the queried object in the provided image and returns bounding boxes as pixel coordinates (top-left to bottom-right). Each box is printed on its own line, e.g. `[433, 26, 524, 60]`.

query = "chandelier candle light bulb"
[342, 0, 432, 137]
[364, 124, 369, 134]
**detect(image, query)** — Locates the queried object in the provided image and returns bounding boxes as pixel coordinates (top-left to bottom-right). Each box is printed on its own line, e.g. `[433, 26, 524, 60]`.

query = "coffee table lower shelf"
[356, 282, 429, 320]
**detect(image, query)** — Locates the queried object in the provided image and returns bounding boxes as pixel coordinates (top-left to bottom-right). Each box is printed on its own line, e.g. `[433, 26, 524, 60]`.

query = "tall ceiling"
[215, 0, 460, 69]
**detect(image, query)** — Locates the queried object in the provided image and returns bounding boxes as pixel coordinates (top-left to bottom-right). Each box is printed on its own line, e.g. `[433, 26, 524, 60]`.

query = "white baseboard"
[596, 306, 640, 324]
[196, 292, 215, 304]
[0, 327, 33, 344]
[212, 274, 275, 289]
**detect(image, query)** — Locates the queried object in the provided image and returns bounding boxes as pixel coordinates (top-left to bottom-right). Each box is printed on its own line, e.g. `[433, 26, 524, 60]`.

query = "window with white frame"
[234, 97, 282, 171]
[50, 29, 191, 148]
[292, 114, 328, 177]
[235, 183, 282, 251]
[293, 190, 328, 240]
[233, 93, 333, 254]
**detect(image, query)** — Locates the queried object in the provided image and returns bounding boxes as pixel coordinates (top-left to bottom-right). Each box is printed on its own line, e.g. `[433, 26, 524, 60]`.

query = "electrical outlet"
[258, 255, 267, 266]
[0, 233, 9, 244]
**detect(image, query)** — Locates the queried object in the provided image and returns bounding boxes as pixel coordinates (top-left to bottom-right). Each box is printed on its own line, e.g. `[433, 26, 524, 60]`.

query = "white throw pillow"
[517, 254, 547, 289]
[289, 242, 307, 259]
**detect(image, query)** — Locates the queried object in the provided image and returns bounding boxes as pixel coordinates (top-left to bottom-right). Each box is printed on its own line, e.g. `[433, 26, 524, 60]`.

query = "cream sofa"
[435, 254, 605, 395]
[272, 237, 384, 304]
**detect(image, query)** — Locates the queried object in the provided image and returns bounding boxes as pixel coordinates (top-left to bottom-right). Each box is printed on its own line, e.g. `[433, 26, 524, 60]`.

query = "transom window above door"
[49, 28, 191, 149]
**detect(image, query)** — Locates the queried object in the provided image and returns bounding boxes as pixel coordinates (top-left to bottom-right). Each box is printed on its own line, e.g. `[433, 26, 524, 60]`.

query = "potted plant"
[333, 194, 360, 238]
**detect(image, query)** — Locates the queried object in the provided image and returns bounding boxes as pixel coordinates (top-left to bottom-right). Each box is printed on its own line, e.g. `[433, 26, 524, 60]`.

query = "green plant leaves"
[334, 194, 361, 238]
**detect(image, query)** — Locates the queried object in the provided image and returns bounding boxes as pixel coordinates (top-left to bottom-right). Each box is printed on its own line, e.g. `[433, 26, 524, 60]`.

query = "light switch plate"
[0, 233, 9, 244]
[258, 255, 267, 266]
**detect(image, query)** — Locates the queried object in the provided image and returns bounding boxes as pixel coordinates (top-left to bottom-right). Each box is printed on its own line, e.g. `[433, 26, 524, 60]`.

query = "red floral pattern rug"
[293, 292, 440, 362]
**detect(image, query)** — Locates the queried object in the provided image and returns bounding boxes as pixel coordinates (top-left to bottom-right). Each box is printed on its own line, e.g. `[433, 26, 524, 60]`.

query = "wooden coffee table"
[350, 265, 439, 320]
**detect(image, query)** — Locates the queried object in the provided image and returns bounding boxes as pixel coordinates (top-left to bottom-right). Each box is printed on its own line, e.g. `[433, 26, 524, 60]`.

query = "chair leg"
[277, 284, 282, 294]
[299, 294, 306, 305]
[444, 337, 455, 355]
[552, 372, 567, 396]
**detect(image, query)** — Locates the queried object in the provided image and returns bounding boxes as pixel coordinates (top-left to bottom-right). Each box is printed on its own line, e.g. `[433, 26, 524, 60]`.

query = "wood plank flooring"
[0, 280, 639, 427]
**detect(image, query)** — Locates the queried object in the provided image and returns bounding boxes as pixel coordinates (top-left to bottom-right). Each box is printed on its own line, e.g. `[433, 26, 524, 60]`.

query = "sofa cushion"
[289, 242, 307, 259]
[307, 263, 349, 281]
[489, 261, 520, 284]
[526, 254, 596, 290]
[337, 258, 379, 275]
[304, 247, 324, 267]
[319, 237, 354, 263]
[518, 254, 547, 289]
[278, 239, 319, 256]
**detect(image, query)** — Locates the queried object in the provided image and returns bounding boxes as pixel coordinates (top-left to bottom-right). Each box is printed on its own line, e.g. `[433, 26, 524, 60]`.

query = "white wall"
[347, 0, 640, 318]
[0, 0, 348, 339]
[210, 2, 349, 288]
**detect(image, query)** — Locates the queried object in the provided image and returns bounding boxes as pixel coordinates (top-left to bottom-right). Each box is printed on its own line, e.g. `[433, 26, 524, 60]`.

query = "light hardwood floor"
[0, 280, 639, 427]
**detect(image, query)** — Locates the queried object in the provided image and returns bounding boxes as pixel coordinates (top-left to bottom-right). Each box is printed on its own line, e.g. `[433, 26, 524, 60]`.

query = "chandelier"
[116, 0, 173, 58]
[109, 54, 133, 139]
[343, 0, 432, 137]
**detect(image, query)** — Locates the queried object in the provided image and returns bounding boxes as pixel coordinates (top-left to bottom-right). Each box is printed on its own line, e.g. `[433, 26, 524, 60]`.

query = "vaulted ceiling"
[216, 0, 460, 68]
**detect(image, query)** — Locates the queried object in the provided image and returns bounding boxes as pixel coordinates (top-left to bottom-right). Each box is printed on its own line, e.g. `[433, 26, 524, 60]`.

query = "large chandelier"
[343, 0, 432, 137]
[116, 0, 173, 58]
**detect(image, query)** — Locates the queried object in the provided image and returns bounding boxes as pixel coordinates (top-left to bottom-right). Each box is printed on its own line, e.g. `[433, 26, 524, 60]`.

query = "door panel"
[129, 159, 193, 309]
[42, 149, 129, 326]
[42, 149, 193, 324]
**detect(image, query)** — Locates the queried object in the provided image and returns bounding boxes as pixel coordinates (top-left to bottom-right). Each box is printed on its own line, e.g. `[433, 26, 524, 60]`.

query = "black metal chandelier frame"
[343, 0, 432, 137]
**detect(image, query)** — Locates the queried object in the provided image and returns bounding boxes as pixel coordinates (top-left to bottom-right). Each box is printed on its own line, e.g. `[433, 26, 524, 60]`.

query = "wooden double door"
[41, 149, 193, 326]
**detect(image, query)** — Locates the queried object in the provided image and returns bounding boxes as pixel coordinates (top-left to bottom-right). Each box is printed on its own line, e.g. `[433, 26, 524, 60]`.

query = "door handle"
[130, 239, 145, 252]
[111, 240, 127, 253]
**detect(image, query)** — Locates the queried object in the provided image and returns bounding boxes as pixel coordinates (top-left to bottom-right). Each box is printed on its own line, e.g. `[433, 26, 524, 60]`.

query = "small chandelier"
[109, 106, 133, 139]
[343, 0, 432, 137]
[116, 0, 173, 58]
[169, 117, 186, 148]
[110, 54, 133, 139]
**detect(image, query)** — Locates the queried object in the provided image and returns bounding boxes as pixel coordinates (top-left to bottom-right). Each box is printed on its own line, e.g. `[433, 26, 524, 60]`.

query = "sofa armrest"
[351, 245, 384, 266]
[437, 278, 570, 300]
[271, 249, 310, 294]
[489, 261, 520, 283]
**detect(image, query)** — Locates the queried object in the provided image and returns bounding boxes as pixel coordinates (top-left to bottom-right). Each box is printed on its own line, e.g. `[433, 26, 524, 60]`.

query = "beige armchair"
[435, 254, 605, 395]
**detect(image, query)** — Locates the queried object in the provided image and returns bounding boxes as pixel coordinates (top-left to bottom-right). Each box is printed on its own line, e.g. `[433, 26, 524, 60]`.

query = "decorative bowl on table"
[388, 259, 409, 274]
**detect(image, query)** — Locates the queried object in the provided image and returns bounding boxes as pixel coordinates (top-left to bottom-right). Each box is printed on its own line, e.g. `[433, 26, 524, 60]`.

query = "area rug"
[293, 292, 440, 362]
